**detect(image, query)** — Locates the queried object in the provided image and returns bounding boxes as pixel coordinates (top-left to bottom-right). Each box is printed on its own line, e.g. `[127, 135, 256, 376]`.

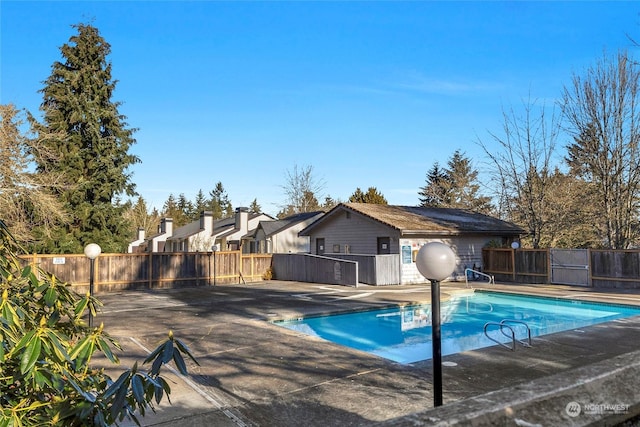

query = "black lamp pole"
[415, 242, 456, 408]
[89, 258, 95, 328]
[84, 243, 101, 329]
[430, 279, 443, 407]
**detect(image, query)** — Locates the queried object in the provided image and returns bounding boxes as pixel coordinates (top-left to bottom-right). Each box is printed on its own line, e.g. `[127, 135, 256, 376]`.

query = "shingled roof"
[247, 211, 324, 238]
[299, 203, 524, 236]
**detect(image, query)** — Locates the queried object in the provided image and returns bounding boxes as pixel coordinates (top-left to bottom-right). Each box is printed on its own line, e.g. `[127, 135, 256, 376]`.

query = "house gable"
[300, 205, 400, 255]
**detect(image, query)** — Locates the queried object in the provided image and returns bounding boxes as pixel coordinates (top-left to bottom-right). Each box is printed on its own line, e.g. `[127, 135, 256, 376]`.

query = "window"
[333, 244, 340, 253]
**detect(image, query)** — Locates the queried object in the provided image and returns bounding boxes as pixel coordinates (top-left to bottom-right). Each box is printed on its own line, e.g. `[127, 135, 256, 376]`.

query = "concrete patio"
[94, 281, 640, 426]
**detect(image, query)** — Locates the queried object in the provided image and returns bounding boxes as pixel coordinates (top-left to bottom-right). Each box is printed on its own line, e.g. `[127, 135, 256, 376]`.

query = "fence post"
[547, 248, 552, 284]
[149, 252, 153, 289]
[588, 248, 593, 287]
[96, 256, 101, 293]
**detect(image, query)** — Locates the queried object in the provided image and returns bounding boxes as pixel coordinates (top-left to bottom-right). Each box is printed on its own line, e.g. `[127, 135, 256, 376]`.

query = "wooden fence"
[482, 248, 549, 284]
[590, 249, 640, 288]
[19, 251, 273, 294]
[482, 248, 640, 289]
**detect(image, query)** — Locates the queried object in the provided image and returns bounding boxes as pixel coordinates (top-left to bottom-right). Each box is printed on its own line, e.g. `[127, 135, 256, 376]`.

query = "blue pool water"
[275, 292, 640, 364]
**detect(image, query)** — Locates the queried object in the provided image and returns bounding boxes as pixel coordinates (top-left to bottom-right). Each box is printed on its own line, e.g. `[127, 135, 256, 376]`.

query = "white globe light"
[415, 242, 456, 281]
[84, 243, 102, 260]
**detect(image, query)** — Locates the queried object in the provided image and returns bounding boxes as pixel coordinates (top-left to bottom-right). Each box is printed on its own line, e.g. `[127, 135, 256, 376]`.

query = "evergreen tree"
[443, 150, 493, 214]
[249, 198, 261, 214]
[177, 193, 195, 222]
[322, 195, 338, 210]
[208, 181, 233, 220]
[419, 152, 493, 214]
[34, 23, 139, 253]
[418, 163, 450, 207]
[348, 187, 388, 204]
[161, 194, 188, 227]
[193, 189, 208, 217]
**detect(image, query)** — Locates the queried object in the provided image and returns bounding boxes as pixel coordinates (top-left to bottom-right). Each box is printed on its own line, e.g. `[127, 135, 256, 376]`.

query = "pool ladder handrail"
[465, 268, 495, 288]
[483, 319, 532, 351]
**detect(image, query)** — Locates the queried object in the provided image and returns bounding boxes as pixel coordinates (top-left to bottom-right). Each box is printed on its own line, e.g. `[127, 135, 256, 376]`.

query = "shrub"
[262, 267, 274, 280]
[0, 220, 198, 426]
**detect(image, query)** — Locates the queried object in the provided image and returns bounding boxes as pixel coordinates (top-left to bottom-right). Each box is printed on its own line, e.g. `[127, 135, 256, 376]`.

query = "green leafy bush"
[0, 221, 198, 426]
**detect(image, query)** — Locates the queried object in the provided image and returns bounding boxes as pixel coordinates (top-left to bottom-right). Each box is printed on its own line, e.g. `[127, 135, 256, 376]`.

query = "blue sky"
[2, 1, 639, 216]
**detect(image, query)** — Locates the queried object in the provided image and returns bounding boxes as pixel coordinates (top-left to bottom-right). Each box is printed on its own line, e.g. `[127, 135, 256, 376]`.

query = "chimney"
[200, 211, 213, 231]
[137, 228, 145, 241]
[235, 207, 249, 234]
[160, 217, 173, 235]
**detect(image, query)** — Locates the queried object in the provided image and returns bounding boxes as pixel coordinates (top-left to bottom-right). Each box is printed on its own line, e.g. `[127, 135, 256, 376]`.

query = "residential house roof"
[218, 212, 275, 239]
[167, 220, 205, 240]
[249, 211, 324, 238]
[299, 203, 524, 236]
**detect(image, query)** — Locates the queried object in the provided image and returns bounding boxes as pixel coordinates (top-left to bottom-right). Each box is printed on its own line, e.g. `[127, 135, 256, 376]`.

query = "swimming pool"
[274, 291, 640, 364]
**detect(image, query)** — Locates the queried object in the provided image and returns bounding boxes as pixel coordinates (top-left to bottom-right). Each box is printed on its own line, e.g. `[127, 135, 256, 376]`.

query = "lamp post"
[84, 243, 102, 328]
[415, 242, 456, 407]
[211, 244, 219, 286]
[207, 251, 212, 286]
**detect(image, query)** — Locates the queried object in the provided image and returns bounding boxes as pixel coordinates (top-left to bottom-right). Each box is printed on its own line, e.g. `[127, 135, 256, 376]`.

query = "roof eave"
[400, 229, 524, 237]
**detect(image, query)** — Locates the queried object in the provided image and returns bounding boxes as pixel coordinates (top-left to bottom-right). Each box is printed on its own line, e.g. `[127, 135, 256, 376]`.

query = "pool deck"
[95, 280, 640, 426]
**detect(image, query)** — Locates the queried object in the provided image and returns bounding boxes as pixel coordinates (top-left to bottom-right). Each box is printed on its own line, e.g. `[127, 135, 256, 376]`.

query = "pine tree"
[249, 198, 261, 214]
[177, 193, 195, 221]
[348, 187, 388, 204]
[162, 194, 188, 227]
[418, 163, 450, 207]
[322, 196, 338, 210]
[34, 23, 139, 253]
[444, 150, 493, 214]
[193, 189, 208, 217]
[208, 182, 233, 220]
[419, 152, 493, 214]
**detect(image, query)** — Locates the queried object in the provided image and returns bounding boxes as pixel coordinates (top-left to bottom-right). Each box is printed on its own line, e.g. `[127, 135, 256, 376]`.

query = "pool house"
[296, 203, 524, 285]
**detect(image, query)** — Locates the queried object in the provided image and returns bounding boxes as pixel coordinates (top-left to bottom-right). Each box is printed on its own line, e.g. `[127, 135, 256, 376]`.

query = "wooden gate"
[550, 249, 590, 286]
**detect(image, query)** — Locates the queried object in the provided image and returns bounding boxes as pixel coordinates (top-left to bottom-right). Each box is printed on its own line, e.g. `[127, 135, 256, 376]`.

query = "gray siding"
[272, 222, 311, 253]
[271, 253, 358, 286]
[399, 235, 506, 284]
[329, 254, 400, 285]
[308, 210, 400, 255]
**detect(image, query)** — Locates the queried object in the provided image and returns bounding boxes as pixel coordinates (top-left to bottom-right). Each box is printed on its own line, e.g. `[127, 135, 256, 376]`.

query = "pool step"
[483, 319, 533, 351]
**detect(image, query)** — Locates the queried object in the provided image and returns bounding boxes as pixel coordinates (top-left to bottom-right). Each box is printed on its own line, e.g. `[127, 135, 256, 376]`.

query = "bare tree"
[477, 97, 560, 248]
[279, 164, 326, 215]
[0, 104, 69, 244]
[562, 51, 640, 249]
[123, 196, 160, 240]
